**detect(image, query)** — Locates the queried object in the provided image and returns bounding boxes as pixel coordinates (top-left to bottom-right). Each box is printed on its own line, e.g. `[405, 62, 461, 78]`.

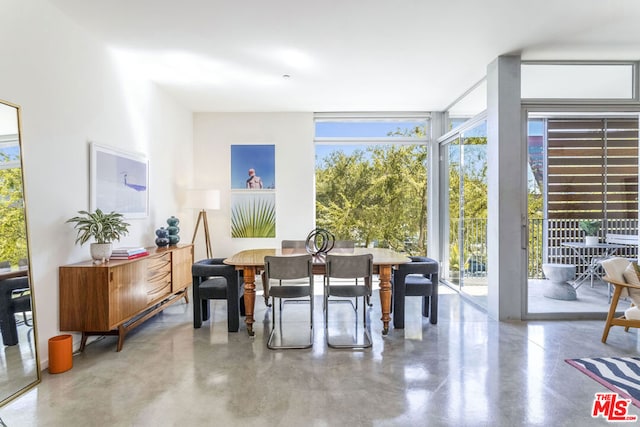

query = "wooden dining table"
[224, 247, 411, 336]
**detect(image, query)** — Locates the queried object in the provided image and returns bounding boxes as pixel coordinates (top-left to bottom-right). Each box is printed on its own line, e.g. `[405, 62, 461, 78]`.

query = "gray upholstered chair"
[281, 240, 307, 250]
[192, 258, 245, 332]
[324, 253, 373, 348]
[391, 256, 438, 328]
[332, 240, 355, 251]
[264, 254, 314, 349]
[0, 276, 31, 346]
[328, 240, 373, 306]
[262, 240, 307, 307]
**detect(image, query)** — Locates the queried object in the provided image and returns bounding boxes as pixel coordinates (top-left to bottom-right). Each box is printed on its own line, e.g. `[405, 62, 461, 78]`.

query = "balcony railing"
[452, 218, 638, 279]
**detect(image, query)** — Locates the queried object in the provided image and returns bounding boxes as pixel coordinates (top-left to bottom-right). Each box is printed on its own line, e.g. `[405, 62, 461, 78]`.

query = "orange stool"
[48, 334, 73, 373]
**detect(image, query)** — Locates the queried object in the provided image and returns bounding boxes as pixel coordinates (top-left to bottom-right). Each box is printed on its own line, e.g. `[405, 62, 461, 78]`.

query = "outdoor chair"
[324, 253, 373, 349]
[391, 256, 439, 329]
[192, 258, 245, 332]
[264, 254, 314, 349]
[600, 257, 640, 343]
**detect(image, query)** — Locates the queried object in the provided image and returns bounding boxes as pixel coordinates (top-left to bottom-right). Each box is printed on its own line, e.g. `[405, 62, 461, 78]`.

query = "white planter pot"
[90, 243, 113, 261]
[585, 236, 599, 246]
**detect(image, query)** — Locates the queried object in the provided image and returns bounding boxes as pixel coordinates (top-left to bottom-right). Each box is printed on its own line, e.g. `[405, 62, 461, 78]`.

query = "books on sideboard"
[110, 246, 149, 260]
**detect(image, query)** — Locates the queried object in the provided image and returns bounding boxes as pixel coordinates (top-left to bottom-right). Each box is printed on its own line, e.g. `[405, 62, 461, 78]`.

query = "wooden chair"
[600, 257, 640, 343]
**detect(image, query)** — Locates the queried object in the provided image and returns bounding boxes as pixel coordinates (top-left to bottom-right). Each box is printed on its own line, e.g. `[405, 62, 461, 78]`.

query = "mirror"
[0, 99, 39, 405]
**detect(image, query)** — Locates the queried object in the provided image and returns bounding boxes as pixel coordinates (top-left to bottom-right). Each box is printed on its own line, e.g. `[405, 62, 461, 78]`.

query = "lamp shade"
[185, 189, 220, 210]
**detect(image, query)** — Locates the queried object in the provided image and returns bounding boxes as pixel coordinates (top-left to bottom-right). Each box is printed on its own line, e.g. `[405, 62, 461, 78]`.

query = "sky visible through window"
[315, 120, 427, 138]
[315, 119, 428, 167]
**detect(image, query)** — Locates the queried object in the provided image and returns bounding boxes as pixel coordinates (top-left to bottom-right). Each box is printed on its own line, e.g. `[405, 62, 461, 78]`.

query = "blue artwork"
[230, 145, 275, 190]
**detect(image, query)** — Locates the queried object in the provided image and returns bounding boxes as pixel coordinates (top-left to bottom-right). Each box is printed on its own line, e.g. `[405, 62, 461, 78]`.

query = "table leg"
[568, 248, 590, 289]
[378, 264, 392, 335]
[242, 266, 256, 337]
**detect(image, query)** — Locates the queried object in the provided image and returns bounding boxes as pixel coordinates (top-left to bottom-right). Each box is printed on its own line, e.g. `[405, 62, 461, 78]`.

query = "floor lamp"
[186, 189, 220, 259]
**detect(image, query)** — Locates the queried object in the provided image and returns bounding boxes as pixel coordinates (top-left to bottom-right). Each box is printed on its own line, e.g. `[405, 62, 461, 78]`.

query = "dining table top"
[561, 241, 627, 250]
[224, 247, 411, 267]
[0, 268, 28, 281]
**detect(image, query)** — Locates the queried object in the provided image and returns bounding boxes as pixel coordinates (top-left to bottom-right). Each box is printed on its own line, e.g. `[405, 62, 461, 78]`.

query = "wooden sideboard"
[59, 244, 193, 351]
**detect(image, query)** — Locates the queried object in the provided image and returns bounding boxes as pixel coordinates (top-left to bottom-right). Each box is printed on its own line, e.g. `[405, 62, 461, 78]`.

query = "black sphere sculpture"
[305, 228, 335, 255]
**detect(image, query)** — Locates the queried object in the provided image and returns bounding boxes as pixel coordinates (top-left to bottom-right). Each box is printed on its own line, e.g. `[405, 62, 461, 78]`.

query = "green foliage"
[231, 198, 276, 238]
[579, 220, 601, 236]
[316, 144, 428, 255]
[0, 158, 27, 265]
[66, 209, 130, 245]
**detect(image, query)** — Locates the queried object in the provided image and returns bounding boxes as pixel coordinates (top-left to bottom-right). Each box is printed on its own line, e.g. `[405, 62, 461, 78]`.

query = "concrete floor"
[1, 285, 639, 426]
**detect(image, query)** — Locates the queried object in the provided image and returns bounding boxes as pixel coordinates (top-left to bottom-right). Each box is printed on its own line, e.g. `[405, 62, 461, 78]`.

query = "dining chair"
[332, 240, 355, 251]
[264, 254, 314, 349]
[600, 257, 640, 343]
[12, 288, 32, 326]
[192, 258, 245, 332]
[0, 276, 32, 346]
[326, 240, 372, 306]
[261, 240, 308, 307]
[324, 253, 374, 349]
[391, 256, 439, 329]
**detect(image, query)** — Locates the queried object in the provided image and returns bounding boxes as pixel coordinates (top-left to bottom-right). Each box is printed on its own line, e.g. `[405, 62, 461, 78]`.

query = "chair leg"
[201, 299, 210, 321]
[193, 299, 204, 328]
[430, 292, 438, 325]
[23, 312, 32, 327]
[602, 286, 623, 343]
[422, 296, 429, 318]
[326, 294, 372, 349]
[267, 295, 313, 350]
[227, 294, 240, 333]
[261, 272, 271, 307]
[393, 293, 405, 330]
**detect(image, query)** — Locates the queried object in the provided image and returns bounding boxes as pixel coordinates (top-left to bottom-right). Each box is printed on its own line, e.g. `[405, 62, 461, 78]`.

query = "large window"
[314, 114, 430, 255]
[521, 63, 636, 100]
[441, 119, 488, 306]
[526, 113, 639, 316]
[0, 134, 27, 266]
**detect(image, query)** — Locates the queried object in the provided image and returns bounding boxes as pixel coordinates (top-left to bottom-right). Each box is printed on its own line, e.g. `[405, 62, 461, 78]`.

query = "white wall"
[193, 113, 315, 259]
[0, 1, 193, 364]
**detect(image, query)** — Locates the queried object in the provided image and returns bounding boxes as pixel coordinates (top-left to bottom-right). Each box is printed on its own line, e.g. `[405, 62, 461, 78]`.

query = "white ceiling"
[50, 0, 640, 113]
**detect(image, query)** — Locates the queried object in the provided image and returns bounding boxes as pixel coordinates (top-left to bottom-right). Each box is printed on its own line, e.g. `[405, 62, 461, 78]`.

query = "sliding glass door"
[526, 112, 639, 317]
[441, 119, 489, 308]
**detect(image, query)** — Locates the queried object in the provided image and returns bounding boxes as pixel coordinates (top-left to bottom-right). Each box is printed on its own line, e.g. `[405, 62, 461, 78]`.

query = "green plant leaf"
[66, 209, 130, 245]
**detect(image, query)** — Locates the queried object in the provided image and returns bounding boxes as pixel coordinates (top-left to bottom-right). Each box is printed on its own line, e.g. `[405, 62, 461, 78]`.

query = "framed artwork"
[230, 144, 275, 189]
[230, 192, 276, 238]
[90, 143, 149, 218]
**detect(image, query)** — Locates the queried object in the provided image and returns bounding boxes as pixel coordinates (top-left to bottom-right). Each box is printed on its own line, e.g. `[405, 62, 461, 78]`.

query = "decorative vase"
[585, 236, 599, 246]
[155, 227, 170, 247]
[166, 216, 180, 246]
[90, 242, 113, 261]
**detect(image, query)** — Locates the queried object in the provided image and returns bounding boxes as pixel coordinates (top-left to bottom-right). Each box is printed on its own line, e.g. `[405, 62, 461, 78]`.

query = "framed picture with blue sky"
[230, 144, 275, 190]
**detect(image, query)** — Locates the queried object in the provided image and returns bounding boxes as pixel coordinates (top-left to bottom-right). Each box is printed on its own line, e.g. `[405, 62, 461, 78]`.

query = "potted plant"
[578, 220, 601, 246]
[66, 209, 130, 261]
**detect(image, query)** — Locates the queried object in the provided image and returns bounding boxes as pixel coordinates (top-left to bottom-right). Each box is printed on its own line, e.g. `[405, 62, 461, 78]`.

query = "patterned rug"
[566, 357, 640, 407]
